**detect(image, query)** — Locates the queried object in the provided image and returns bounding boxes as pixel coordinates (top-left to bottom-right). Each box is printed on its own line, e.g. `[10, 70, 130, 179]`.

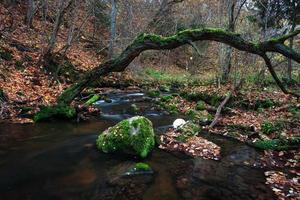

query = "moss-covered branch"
[58, 28, 300, 105]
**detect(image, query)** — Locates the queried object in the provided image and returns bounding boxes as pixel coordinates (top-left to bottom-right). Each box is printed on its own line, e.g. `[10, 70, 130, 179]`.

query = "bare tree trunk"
[43, 0, 74, 62]
[220, 0, 236, 82]
[26, 0, 35, 28]
[108, 0, 117, 59]
[287, 23, 296, 81]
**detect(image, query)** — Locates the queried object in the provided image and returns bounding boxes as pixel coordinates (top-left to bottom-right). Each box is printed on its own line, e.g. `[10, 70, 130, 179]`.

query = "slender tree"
[108, 0, 117, 58]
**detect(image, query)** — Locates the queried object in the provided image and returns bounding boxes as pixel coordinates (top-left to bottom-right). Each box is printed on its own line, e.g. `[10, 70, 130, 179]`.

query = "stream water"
[0, 92, 275, 200]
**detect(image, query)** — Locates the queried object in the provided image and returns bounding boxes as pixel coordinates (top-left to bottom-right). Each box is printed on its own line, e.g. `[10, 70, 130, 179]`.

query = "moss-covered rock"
[261, 120, 284, 135]
[160, 95, 173, 103]
[250, 136, 300, 150]
[34, 105, 76, 122]
[134, 162, 152, 171]
[176, 121, 202, 142]
[96, 116, 155, 158]
[187, 109, 213, 124]
[159, 85, 171, 92]
[196, 100, 206, 111]
[129, 104, 140, 114]
[147, 90, 160, 98]
[103, 96, 112, 103]
[85, 94, 100, 106]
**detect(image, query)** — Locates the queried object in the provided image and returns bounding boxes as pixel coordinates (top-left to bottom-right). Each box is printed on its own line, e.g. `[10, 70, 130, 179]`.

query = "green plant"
[255, 98, 275, 109]
[160, 95, 173, 102]
[261, 121, 284, 135]
[196, 101, 206, 110]
[147, 90, 160, 98]
[250, 136, 300, 150]
[15, 60, 24, 70]
[0, 48, 13, 61]
[287, 106, 300, 119]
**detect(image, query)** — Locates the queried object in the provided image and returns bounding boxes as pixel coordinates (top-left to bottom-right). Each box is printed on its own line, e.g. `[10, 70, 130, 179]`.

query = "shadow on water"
[0, 92, 274, 200]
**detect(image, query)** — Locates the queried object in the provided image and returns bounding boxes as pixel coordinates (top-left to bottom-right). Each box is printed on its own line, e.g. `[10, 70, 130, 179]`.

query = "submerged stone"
[124, 162, 153, 176]
[96, 116, 155, 158]
[108, 162, 154, 186]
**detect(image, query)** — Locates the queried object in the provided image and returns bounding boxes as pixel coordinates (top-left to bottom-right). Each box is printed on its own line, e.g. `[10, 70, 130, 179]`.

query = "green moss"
[227, 124, 253, 134]
[96, 116, 155, 158]
[0, 48, 13, 61]
[287, 106, 300, 119]
[255, 98, 275, 109]
[176, 122, 201, 142]
[261, 121, 284, 135]
[250, 136, 300, 150]
[159, 85, 170, 92]
[163, 103, 178, 115]
[34, 105, 76, 122]
[15, 60, 24, 70]
[135, 162, 151, 171]
[187, 109, 198, 120]
[180, 91, 222, 106]
[160, 95, 173, 103]
[187, 109, 213, 123]
[147, 90, 160, 98]
[134, 28, 241, 48]
[85, 94, 100, 106]
[196, 101, 206, 110]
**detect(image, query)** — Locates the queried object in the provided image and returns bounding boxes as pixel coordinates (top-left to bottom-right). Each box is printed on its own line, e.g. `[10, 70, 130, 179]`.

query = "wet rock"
[104, 96, 112, 103]
[34, 105, 76, 122]
[107, 162, 154, 186]
[128, 103, 140, 114]
[96, 116, 155, 158]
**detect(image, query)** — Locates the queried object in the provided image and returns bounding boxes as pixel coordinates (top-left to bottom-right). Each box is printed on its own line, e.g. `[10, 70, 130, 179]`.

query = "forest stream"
[0, 92, 275, 200]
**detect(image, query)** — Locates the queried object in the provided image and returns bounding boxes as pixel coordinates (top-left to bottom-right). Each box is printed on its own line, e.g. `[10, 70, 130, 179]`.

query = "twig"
[188, 40, 203, 57]
[209, 79, 244, 128]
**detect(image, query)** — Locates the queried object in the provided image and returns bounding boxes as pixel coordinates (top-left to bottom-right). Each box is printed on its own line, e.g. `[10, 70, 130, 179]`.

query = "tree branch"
[209, 79, 244, 128]
[57, 28, 300, 105]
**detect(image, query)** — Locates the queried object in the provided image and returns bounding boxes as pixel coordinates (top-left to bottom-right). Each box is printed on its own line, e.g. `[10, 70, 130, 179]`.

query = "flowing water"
[0, 92, 275, 200]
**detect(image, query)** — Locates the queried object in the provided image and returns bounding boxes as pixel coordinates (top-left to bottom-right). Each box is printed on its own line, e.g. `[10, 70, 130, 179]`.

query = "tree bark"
[219, 0, 235, 82]
[26, 0, 35, 28]
[57, 28, 300, 105]
[108, 0, 117, 59]
[43, 0, 74, 62]
[287, 23, 296, 81]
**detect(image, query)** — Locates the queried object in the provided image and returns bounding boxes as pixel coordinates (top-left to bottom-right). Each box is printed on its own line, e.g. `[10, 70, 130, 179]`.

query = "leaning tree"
[34, 27, 300, 121]
[58, 28, 300, 105]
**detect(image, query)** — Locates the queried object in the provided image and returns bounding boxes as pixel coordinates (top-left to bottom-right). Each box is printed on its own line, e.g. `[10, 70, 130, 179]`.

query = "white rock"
[173, 119, 187, 129]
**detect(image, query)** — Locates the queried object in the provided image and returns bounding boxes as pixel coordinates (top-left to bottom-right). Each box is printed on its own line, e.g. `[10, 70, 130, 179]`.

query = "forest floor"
[0, 3, 299, 200]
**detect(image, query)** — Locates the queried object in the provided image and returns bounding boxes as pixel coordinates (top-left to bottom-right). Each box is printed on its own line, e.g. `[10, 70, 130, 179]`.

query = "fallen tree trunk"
[58, 28, 300, 105]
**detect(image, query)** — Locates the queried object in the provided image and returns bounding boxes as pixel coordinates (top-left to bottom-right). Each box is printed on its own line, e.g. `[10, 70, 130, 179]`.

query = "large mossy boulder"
[34, 105, 76, 122]
[96, 116, 155, 158]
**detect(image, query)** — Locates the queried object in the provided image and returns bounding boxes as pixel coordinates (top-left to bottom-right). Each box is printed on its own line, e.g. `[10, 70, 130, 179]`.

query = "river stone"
[107, 162, 154, 186]
[96, 116, 155, 158]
